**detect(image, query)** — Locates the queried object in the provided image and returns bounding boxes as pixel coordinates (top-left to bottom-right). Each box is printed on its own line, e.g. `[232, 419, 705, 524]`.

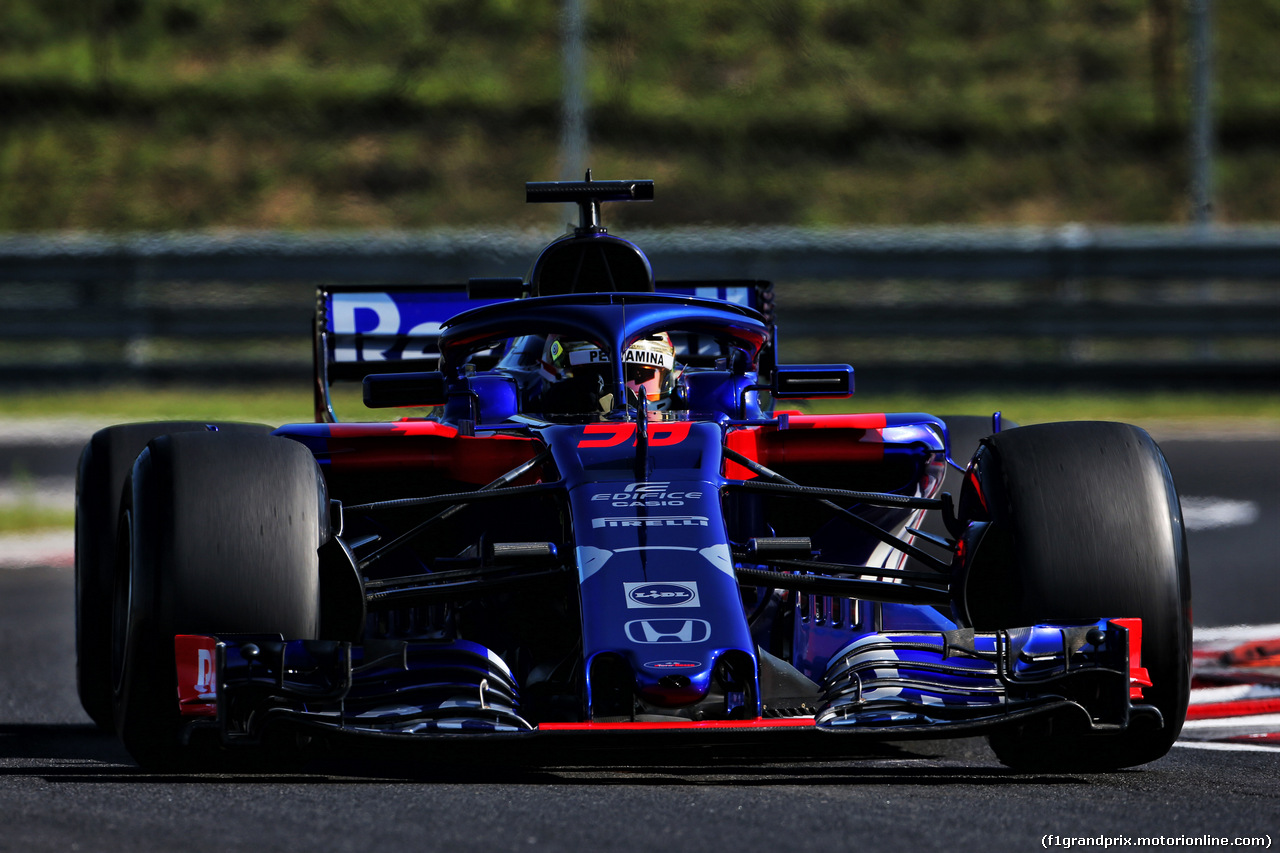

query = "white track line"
[0, 419, 99, 444]
[1190, 684, 1280, 704]
[1179, 496, 1261, 531]
[1181, 713, 1280, 731]
[0, 531, 74, 569]
[1193, 624, 1280, 643]
[1173, 741, 1280, 753]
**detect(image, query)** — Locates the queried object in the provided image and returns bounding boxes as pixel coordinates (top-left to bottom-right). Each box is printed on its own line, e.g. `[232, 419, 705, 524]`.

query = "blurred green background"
[2, 0, 1277, 231]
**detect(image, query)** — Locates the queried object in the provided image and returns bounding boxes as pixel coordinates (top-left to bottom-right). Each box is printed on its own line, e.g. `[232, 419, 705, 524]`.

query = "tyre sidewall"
[113, 431, 323, 770]
[75, 421, 271, 730]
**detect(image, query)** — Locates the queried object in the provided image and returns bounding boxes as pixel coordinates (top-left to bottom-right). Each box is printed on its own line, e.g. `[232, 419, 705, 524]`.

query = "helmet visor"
[625, 364, 666, 401]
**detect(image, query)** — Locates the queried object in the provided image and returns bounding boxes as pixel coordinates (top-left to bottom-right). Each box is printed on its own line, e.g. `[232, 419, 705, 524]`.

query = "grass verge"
[0, 505, 74, 535]
[1, 386, 1277, 431]
[0, 385, 316, 426]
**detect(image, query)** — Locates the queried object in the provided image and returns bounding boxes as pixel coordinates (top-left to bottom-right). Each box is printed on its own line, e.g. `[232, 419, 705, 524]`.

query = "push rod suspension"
[733, 554, 949, 585]
[735, 566, 949, 606]
[354, 449, 556, 571]
[722, 446, 951, 573]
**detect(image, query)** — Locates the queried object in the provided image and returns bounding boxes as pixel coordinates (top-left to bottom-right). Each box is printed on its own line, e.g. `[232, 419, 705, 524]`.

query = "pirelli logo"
[592, 515, 710, 529]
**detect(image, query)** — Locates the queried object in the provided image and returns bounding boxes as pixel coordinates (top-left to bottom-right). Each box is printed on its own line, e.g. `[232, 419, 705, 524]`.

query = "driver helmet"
[541, 333, 677, 411]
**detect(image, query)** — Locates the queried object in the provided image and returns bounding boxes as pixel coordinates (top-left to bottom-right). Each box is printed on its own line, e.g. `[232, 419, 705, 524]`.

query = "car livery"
[76, 178, 1191, 772]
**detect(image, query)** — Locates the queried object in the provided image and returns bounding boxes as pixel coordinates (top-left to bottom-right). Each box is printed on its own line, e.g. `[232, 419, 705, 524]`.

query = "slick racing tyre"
[969, 422, 1191, 771]
[75, 422, 271, 730]
[112, 431, 324, 771]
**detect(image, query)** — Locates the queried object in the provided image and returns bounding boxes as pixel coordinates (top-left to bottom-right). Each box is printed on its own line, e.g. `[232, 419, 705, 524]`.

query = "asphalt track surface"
[0, 434, 1277, 852]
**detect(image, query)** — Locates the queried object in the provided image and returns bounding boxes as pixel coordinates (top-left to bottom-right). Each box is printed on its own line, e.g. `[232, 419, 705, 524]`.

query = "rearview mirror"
[772, 364, 855, 399]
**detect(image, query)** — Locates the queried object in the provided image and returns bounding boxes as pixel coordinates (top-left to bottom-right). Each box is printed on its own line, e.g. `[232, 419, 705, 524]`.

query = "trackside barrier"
[0, 226, 1276, 391]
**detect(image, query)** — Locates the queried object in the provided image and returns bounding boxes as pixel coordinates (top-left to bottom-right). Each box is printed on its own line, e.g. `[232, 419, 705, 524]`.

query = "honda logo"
[623, 619, 712, 644]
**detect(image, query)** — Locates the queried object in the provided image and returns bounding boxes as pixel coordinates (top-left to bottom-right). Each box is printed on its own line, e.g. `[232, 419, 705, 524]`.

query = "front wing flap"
[173, 619, 1158, 749]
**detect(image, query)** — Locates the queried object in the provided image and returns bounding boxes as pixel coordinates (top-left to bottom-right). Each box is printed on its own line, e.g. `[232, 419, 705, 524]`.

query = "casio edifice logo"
[624, 581, 700, 609]
[591, 482, 703, 507]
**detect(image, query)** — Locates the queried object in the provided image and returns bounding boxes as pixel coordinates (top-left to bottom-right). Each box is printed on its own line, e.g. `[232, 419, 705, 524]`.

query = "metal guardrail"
[1, 226, 1277, 391]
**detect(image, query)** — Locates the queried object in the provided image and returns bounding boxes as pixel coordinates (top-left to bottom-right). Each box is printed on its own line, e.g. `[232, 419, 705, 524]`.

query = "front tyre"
[75, 421, 272, 730]
[966, 422, 1191, 771]
[113, 431, 324, 770]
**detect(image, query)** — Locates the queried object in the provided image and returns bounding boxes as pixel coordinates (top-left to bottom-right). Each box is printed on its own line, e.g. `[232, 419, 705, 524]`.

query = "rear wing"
[313, 281, 774, 422]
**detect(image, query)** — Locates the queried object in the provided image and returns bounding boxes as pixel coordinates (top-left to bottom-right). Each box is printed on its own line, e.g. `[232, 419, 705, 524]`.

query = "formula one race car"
[75, 178, 1191, 772]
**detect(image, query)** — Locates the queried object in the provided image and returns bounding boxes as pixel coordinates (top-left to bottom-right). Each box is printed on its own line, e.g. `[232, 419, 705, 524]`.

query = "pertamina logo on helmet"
[569, 346, 675, 369]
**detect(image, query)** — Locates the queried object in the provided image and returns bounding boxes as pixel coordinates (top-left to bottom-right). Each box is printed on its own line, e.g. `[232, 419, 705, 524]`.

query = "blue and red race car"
[75, 178, 1190, 771]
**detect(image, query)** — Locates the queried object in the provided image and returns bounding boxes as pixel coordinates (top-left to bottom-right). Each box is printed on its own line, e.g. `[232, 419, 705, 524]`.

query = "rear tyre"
[969, 422, 1191, 771]
[112, 431, 323, 770]
[75, 422, 271, 730]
